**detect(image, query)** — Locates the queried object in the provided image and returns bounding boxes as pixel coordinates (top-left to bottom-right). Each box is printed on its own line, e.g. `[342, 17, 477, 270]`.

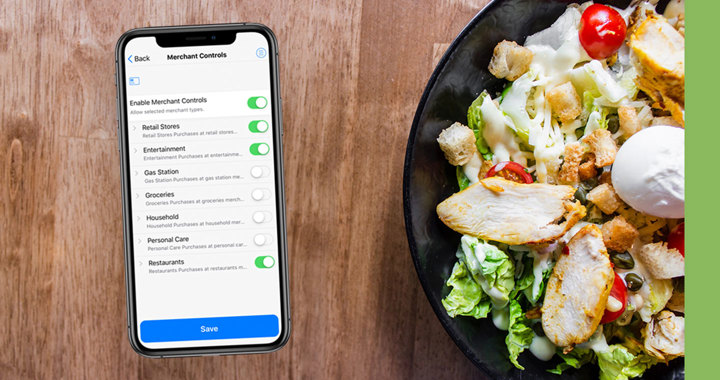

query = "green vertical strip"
[687, 1, 717, 378]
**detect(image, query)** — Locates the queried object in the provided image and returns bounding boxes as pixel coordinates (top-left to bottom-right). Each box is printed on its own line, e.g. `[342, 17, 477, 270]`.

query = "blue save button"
[140, 315, 279, 343]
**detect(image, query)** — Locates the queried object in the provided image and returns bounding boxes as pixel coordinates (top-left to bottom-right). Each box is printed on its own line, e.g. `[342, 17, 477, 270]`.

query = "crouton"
[630, 16, 685, 125]
[651, 116, 683, 128]
[437, 122, 477, 166]
[586, 183, 622, 214]
[635, 242, 685, 279]
[584, 129, 618, 167]
[578, 155, 598, 181]
[558, 142, 585, 184]
[618, 106, 641, 137]
[488, 40, 533, 81]
[547, 82, 582, 123]
[601, 216, 639, 252]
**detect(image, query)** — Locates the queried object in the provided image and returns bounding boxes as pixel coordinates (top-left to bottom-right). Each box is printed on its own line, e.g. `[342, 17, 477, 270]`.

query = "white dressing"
[492, 307, 510, 331]
[461, 235, 485, 264]
[529, 334, 556, 361]
[479, 95, 526, 166]
[530, 250, 553, 302]
[521, 31, 588, 183]
[462, 152, 482, 184]
[486, 286, 510, 306]
[577, 327, 610, 353]
[527, 32, 588, 88]
[606, 296, 623, 313]
[500, 70, 536, 144]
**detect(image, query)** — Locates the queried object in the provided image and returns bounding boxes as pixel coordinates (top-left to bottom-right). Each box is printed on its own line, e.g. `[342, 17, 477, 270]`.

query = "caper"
[580, 178, 598, 191]
[610, 251, 635, 270]
[574, 187, 588, 204]
[532, 323, 545, 337]
[607, 114, 620, 134]
[575, 128, 585, 140]
[625, 273, 644, 291]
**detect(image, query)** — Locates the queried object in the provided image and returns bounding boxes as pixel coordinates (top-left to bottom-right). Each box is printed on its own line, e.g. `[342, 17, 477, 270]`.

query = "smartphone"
[115, 23, 290, 357]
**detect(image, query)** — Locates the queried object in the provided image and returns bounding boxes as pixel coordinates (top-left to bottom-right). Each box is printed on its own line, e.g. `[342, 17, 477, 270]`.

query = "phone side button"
[117, 128, 121, 152]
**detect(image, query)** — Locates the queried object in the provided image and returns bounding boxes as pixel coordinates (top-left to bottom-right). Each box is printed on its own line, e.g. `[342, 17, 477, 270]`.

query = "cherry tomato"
[601, 272, 627, 324]
[484, 161, 533, 184]
[579, 4, 627, 60]
[667, 222, 684, 257]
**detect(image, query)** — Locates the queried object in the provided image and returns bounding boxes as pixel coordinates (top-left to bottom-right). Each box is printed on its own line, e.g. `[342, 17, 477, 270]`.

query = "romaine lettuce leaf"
[579, 90, 597, 126]
[572, 60, 626, 103]
[505, 299, 534, 370]
[618, 67, 638, 100]
[596, 344, 657, 380]
[458, 236, 515, 307]
[456, 166, 471, 190]
[500, 70, 536, 144]
[548, 348, 594, 375]
[442, 261, 492, 319]
[584, 108, 609, 137]
[577, 329, 658, 380]
[524, 251, 554, 305]
[510, 253, 534, 300]
[467, 92, 493, 160]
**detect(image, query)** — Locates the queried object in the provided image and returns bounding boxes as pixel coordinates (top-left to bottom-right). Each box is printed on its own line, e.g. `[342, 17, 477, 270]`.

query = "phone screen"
[120, 30, 284, 351]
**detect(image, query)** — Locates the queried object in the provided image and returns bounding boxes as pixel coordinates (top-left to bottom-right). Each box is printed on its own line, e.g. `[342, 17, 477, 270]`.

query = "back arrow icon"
[128, 55, 133, 63]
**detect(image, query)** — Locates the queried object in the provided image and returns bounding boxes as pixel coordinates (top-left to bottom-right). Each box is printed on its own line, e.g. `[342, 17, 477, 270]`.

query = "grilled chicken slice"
[541, 225, 614, 349]
[629, 15, 685, 125]
[436, 177, 586, 245]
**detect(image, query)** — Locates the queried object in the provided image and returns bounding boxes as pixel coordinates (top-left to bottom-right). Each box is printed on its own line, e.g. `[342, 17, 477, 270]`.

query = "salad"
[434, 1, 685, 378]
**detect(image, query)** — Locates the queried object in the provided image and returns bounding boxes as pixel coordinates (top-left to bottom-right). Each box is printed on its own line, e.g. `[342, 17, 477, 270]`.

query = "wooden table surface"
[0, 0, 491, 378]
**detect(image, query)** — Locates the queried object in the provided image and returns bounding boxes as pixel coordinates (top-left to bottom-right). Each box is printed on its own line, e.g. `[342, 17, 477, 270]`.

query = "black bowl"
[402, 0, 684, 378]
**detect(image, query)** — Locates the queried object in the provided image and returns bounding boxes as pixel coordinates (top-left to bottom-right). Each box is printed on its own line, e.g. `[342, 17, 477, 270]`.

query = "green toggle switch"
[249, 120, 269, 133]
[247, 96, 268, 109]
[249, 143, 270, 156]
[255, 256, 275, 268]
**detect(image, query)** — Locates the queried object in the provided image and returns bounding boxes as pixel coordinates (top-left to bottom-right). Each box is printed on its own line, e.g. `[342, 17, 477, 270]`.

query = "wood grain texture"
[0, 0, 490, 378]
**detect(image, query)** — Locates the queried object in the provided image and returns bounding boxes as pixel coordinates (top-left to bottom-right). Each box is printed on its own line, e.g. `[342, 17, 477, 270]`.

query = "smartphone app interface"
[123, 32, 282, 349]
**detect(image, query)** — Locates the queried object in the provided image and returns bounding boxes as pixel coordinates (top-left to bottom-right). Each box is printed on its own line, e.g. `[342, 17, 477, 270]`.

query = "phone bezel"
[115, 23, 290, 358]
